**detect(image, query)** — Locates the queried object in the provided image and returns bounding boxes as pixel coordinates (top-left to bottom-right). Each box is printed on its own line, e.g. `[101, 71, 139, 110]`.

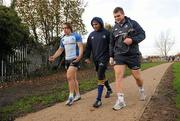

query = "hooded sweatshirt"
[84, 17, 110, 63]
[109, 16, 145, 57]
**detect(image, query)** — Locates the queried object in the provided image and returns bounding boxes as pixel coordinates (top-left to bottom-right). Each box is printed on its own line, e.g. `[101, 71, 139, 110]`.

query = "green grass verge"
[0, 62, 164, 121]
[172, 62, 180, 121]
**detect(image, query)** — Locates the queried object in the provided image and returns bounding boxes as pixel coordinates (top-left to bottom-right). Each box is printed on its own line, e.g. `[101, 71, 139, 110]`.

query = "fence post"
[1, 59, 3, 82]
[1, 46, 29, 83]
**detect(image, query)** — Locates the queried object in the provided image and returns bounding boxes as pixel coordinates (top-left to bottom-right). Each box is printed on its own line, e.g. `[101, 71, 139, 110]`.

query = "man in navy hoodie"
[109, 7, 146, 110]
[84, 17, 113, 108]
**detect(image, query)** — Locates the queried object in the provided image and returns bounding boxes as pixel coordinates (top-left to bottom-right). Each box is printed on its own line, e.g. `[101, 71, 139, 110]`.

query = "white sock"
[75, 93, 80, 97]
[117, 93, 124, 102]
[139, 87, 144, 92]
[69, 93, 74, 98]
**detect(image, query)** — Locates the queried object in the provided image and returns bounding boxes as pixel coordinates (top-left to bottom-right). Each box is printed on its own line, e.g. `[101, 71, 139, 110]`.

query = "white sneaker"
[139, 89, 146, 101]
[65, 97, 74, 106]
[73, 95, 81, 102]
[113, 99, 126, 110]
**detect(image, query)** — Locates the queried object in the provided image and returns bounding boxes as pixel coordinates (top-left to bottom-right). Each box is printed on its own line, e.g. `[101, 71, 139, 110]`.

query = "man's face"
[113, 11, 125, 23]
[92, 21, 101, 31]
[63, 25, 71, 35]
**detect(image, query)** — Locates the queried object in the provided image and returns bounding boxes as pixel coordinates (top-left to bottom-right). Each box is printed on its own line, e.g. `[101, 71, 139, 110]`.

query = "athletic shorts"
[65, 59, 80, 70]
[114, 54, 141, 70]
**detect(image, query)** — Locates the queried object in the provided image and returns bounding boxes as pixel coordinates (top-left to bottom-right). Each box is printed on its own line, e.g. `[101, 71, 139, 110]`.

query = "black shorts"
[94, 61, 107, 80]
[65, 59, 80, 70]
[114, 54, 141, 70]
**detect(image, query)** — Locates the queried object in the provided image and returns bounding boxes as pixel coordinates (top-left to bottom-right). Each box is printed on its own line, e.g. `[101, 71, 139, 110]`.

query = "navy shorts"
[114, 54, 141, 70]
[65, 59, 80, 70]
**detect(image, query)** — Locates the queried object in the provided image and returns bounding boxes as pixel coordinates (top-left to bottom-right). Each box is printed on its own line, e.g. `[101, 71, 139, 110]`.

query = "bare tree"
[16, 0, 39, 42]
[62, 0, 87, 35]
[15, 0, 87, 45]
[155, 30, 175, 57]
[104, 23, 113, 31]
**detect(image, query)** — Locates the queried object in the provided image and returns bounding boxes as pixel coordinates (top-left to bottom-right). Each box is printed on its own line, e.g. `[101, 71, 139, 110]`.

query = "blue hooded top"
[84, 17, 110, 63]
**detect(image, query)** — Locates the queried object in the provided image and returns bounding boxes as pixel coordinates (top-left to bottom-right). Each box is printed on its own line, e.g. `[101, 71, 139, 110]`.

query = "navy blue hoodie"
[109, 16, 146, 57]
[84, 17, 110, 63]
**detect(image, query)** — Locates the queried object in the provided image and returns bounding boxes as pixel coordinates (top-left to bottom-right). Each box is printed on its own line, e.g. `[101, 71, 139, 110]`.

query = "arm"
[74, 42, 84, 62]
[49, 47, 64, 62]
[73, 32, 83, 62]
[109, 31, 115, 58]
[84, 36, 92, 60]
[131, 20, 146, 44]
[109, 31, 115, 65]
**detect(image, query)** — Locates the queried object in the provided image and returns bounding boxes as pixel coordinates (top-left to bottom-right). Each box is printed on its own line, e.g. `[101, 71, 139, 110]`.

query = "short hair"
[113, 7, 124, 15]
[63, 22, 73, 32]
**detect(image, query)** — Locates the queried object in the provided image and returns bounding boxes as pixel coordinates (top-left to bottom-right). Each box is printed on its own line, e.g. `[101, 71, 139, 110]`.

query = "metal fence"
[0, 47, 28, 82]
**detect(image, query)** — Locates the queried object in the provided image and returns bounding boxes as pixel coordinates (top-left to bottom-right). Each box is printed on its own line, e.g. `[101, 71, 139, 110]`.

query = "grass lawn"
[0, 62, 163, 121]
[173, 62, 180, 121]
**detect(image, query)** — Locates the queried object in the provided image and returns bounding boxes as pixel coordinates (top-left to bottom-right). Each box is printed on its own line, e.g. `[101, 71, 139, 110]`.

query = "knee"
[134, 75, 142, 81]
[74, 79, 78, 84]
[97, 67, 106, 80]
[116, 78, 123, 83]
[115, 74, 124, 81]
[97, 74, 105, 80]
[97, 70, 105, 80]
[67, 75, 74, 81]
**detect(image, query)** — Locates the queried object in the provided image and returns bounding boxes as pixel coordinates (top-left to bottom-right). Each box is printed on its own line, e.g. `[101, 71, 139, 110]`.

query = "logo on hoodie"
[124, 24, 129, 28]
[102, 35, 106, 39]
[91, 36, 94, 40]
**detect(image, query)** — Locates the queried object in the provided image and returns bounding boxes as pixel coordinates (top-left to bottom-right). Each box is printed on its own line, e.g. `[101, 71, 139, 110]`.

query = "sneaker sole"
[105, 95, 110, 98]
[74, 97, 81, 102]
[112, 104, 126, 111]
[66, 103, 73, 106]
[93, 104, 102, 108]
[65, 100, 74, 106]
[140, 95, 146, 101]
[112, 106, 125, 111]
[93, 103, 102, 108]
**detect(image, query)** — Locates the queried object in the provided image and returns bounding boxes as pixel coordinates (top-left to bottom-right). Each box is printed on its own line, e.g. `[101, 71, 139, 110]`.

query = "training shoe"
[93, 100, 102, 108]
[113, 99, 126, 111]
[65, 97, 74, 106]
[139, 89, 146, 101]
[105, 90, 113, 98]
[73, 95, 81, 102]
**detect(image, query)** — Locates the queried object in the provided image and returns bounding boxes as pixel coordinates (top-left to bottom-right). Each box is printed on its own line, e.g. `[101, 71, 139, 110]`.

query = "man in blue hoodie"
[84, 17, 113, 108]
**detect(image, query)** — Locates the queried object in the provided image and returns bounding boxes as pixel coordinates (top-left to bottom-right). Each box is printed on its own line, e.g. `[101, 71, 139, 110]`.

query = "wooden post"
[1, 59, 4, 82]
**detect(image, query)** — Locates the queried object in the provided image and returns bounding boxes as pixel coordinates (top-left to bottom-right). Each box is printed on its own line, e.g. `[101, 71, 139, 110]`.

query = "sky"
[82, 0, 180, 56]
[3, 0, 180, 56]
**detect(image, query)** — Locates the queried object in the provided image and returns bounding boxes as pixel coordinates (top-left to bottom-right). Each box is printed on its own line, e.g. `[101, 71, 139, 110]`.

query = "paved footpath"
[15, 63, 171, 121]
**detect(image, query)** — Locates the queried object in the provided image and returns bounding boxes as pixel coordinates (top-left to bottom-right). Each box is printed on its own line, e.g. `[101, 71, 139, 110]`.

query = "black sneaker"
[93, 100, 102, 108]
[105, 90, 113, 98]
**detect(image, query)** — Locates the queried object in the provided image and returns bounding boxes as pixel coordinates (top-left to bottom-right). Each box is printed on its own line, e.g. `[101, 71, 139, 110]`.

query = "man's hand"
[73, 56, 81, 63]
[84, 59, 91, 64]
[123, 37, 133, 45]
[48, 56, 55, 62]
[109, 57, 114, 65]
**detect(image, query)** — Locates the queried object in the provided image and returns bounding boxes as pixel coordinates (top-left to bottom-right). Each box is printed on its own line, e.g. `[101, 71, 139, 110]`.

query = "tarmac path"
[15, 63, 171, 121]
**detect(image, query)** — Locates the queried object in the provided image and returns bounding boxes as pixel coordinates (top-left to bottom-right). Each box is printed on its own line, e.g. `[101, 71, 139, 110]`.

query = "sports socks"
[97, 85, 104, 101]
